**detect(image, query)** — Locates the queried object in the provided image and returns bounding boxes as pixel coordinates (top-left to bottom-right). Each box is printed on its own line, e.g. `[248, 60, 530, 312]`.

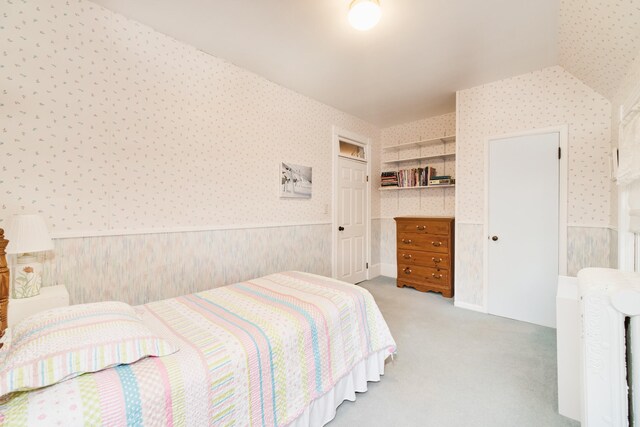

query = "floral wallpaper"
[455, 66, 613, 307]
[559, 0, 640, 103]
[559, 0, 640, 234]
[456, 66, 612, 226]
[378, 113, 456, 219]
[3, 0, 630, 307]
[0, 0, 379, 233]
[610, 24, 640, 231]
[0, 0, 380, 302]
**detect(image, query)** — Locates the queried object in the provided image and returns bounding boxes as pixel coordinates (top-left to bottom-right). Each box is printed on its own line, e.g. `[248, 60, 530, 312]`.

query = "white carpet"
[327, 276, 579, 427]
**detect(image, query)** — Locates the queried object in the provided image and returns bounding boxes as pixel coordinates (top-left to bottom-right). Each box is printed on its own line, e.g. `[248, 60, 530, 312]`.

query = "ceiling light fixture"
[348, 0, 381, 31]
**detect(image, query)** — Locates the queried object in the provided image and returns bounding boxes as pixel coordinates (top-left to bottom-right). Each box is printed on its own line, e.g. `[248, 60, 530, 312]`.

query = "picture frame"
[280, 162, 312, 199]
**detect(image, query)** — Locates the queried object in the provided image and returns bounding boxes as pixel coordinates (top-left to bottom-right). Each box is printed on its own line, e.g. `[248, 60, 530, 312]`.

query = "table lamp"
[5, 214, 54, 298]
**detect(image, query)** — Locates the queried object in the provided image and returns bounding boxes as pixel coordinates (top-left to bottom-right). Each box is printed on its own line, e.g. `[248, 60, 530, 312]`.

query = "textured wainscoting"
[567, 226, 615, 276]
[371, 219, 381, 266]
[609, 227, 618, 269]
[379, 219, 397, 270]
[40, 224, 331, 305]
[454, 223, 485, 307]
[454, 224, 616, 308]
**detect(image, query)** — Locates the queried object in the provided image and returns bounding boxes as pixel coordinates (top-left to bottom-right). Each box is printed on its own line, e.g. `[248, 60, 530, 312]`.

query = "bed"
[0, 229, 396, 426]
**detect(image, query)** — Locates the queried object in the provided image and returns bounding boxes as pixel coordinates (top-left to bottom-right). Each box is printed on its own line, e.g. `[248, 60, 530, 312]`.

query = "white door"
[487, 132, 559, 328]
[337, 157, 368, 284]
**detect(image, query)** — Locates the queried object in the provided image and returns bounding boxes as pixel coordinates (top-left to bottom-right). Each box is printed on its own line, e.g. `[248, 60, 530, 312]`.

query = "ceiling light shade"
[348, 0, 381, 31]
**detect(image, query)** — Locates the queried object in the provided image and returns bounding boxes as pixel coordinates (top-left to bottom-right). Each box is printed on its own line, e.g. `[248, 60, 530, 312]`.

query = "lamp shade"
[5, 214, 54, 254]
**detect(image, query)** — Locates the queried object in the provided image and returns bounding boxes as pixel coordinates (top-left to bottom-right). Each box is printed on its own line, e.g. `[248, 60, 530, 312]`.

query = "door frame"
[331, 126, 372, 281]
[482, 125, 568, 312]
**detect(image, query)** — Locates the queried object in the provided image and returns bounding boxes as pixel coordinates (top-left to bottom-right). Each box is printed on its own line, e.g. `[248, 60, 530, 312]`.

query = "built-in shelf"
[382, 135, 456, 153]
[382, 152, 456, 165]
[379, 185, 455, 191]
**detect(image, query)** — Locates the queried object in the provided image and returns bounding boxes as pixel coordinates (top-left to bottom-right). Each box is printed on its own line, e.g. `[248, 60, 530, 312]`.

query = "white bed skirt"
[287, 349, 392, 427]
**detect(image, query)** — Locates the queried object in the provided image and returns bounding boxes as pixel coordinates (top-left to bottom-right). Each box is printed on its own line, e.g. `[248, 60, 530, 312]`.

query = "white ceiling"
[92, 0, 559, 126]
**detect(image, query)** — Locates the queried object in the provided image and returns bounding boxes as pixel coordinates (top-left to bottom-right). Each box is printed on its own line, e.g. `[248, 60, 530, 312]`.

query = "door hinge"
[558, 147, 561, 159]
[366, 262, 369, 269]
[366, 175, 369, 182]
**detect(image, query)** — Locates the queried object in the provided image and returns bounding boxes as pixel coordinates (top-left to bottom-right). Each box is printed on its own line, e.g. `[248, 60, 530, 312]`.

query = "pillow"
[0, 301, 178, 397]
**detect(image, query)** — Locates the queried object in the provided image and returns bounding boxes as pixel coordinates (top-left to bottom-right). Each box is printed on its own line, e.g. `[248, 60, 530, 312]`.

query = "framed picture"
[280, 162, 312, 198]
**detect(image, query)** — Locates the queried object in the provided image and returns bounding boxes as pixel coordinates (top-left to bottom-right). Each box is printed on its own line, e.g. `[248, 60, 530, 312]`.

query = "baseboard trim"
[454, 301, 486, 313]
[369, 263, 381, 278]
[380, 263, 397, 278]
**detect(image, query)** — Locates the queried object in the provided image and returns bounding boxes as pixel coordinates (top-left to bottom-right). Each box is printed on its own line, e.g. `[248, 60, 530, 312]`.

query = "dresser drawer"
[397, 220, 450, 236]
[397, 233, 450, 253]
[394, 216, 454, 298]
[397, 250, 451, 269]
[398, 264, 450, 286]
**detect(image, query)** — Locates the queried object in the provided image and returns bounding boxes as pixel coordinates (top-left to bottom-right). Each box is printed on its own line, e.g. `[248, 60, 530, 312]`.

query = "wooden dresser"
[394, 216, 455, 297]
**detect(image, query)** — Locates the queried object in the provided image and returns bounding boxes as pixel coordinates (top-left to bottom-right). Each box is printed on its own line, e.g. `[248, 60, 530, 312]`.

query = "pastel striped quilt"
[0, 272, 397, 426]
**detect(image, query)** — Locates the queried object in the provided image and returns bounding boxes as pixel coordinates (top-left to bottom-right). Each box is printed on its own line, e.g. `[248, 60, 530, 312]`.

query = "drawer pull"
[431, 273, 443, 279]
[402, 254, 412, 259]
[432, 257, 442, 263]
[416, 225, 426, 231]
[402, 239, 412, 244]
[431, 241, 442, 247]
[404, 267, 412, 274]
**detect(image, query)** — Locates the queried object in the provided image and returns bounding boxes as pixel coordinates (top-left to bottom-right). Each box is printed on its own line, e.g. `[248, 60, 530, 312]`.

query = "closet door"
[487, 132, 560, 328]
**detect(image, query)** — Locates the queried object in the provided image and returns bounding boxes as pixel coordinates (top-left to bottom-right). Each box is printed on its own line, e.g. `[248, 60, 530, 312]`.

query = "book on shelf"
[428, 178, 455, 185]
[380, 167, 437, 188]
[398, 167, 434, 187]
[380, 168, 455, 189]
[381, 171, 399, 187]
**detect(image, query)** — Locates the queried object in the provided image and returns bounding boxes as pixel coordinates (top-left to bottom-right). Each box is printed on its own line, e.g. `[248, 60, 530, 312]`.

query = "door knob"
[338, 226, 345, 231]
[491, 236, 498, 241]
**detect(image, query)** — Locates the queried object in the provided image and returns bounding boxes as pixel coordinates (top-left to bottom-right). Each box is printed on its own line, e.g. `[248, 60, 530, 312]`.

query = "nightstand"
[8, 285, 70, 326]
